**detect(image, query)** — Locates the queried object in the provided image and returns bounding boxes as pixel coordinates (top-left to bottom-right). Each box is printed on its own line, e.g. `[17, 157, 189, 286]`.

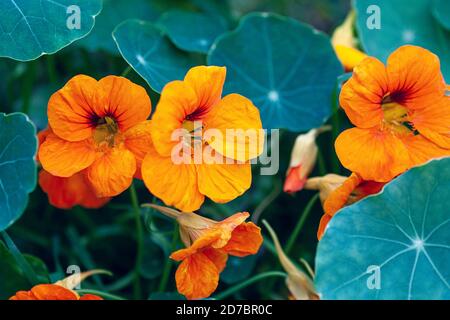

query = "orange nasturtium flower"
[336, 45, 450, 182]
[37, 129, 110, 209]
[146, 204, 263, 300]
[142, 66, 263, 211]
[10, 284, 102, 300]
[38, 75, 152, 197]
[305, 173, 385, 239]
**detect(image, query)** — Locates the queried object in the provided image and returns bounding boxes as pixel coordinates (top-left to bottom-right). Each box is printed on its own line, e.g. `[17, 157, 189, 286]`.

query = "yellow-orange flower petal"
[335, 127, 410, 182]
[197, 147, 251, 203]
[403, 134, 450, 167]
[175, 252, 220, 300]
[203, 248, 228, 273]
[334, 45, 367, 71]
[96, 76, 151, 132]
[142, 142, 204, 212]
[204, 93, 263, 162]
[9, 284, 103, 300]
[47, 75, 100, 142]
[151, 81, 199, 157]
[222, 222, 263, 257]
[86, 144, 136, 197]
[123, 120, 153, 178]
[184, 66, 226, 111]
[386, 45, 446, 109]
[39, 133, 99, 177]
[171, 229, 222, 261]
[339, 57, 387, 128]
[410, 96, 450, 149]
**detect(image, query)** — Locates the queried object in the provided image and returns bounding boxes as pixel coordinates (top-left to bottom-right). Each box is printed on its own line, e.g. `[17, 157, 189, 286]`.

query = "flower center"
[381, 96, 412, 135]
[93, 116, 119, 147]
[181, 120, 204, 151]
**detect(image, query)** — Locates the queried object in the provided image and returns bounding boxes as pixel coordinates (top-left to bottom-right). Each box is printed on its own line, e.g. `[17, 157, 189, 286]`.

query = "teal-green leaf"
[354, 0, 450, 82]
[315, 158, 450, 300]
[113, 19, 197, 93]
[208, 13, 343, 131]
[158, 10, 227, 54]
[0, 113, 37, 231]
[0, 241, 50, 299]
[432, 0, 450, 30]
[78, 0, 168, 54]
[0, 0, 102, 61]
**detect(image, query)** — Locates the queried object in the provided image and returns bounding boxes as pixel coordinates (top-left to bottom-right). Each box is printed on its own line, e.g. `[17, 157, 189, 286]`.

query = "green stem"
[121, 66, 132, 78]
[46, 55, 58, 84]
[1, 231, 39, 286]
[129, 183, 143, 300]
[76, 289, 126, 300]
[214, 271, 287, 299]
[158, 223, 179, 292]
[317, 149, 327, 176]
[285, 193, 320, 255]
[21, 61, 37, 114]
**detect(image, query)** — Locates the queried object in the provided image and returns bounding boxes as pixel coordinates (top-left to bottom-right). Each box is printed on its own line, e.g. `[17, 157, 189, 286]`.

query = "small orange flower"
[284, 126, 330, 193]
[310, 173, 385, 239]
[336, 45, 450, 182]
[10, 284, 102, 300]
[39, 75, 152, 197]
[142, 66, 263, 211]
[147, 204, 263, 300]
[37, 128, 110, 209]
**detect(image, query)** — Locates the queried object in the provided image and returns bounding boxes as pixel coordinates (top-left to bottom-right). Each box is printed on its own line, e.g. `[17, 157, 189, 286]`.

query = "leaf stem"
[214, 271, 287, 299]
[121, 66, 132, 78]
[158, 223, 179, 292]
[129, 182, 143, 300]
[76, 289, 126, 300]
[1, 231, 39, 286]
[285, 193, 320, 255]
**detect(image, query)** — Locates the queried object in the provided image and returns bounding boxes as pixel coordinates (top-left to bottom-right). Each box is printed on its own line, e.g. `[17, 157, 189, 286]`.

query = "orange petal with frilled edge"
[184, 66, 226, 112]
[87, 144, 136, 197]
[403, 134, 450, 168]
[171, 229, 222, 261]
[97, 76, 151, 132]
[203, 248, 228, 273]
[141, 140, 205, 212]
[175, 252, 220, 300]
[9, 291, 36, 300]
[335, 127, 410, 182]
[386, 45, 446, 110]
[79, 294, 103, 300]
[123, 120, 153, 179]
[339, 57, 387, 128]
[47, 75, 100, 142]
[334, 45, 367, 71]
[212, 212, 249, 248]
[410, 96, 450, 149]
[79, 174, 111, 209]
[317, 214, 332, 240]
[151, 81, 199, 157]
[222, 222, 263, 257]
[30, 284, 79, 300]
[197, 146, 251, 204]
[323, 173, 362, 217]
[39, 133, 99, 177]
[203, 93, 263, 162]
[39, 170, 84, 209]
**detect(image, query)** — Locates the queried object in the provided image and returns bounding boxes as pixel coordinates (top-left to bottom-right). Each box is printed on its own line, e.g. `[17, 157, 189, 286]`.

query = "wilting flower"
[146, 204, 263, 300]
[336, 45, 450, 182]
[10, 270, 108, 300]
[263, 220, 318, 300]
[39, 75, 152, 197]
[37, 129, 110, 209]
[331, 11, 367, 71]
[142, 66, 263, 211]
[305, 174, 385, 239]
[284, 126, 330, 193]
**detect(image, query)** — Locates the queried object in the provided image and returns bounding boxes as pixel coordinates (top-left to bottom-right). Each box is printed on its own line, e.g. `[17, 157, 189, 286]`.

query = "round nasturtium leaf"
[78, 0, 169, 54]
[0, 113, 37, 231]
[315, 158, 450, 300]
[0, 0, 102, 61]
[157, 10, 228, 54]
[113, 19, 197, 93]
[432, 0, 450, 30]
[208, 12, 343, 132]
[354, 0, 450, 82]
